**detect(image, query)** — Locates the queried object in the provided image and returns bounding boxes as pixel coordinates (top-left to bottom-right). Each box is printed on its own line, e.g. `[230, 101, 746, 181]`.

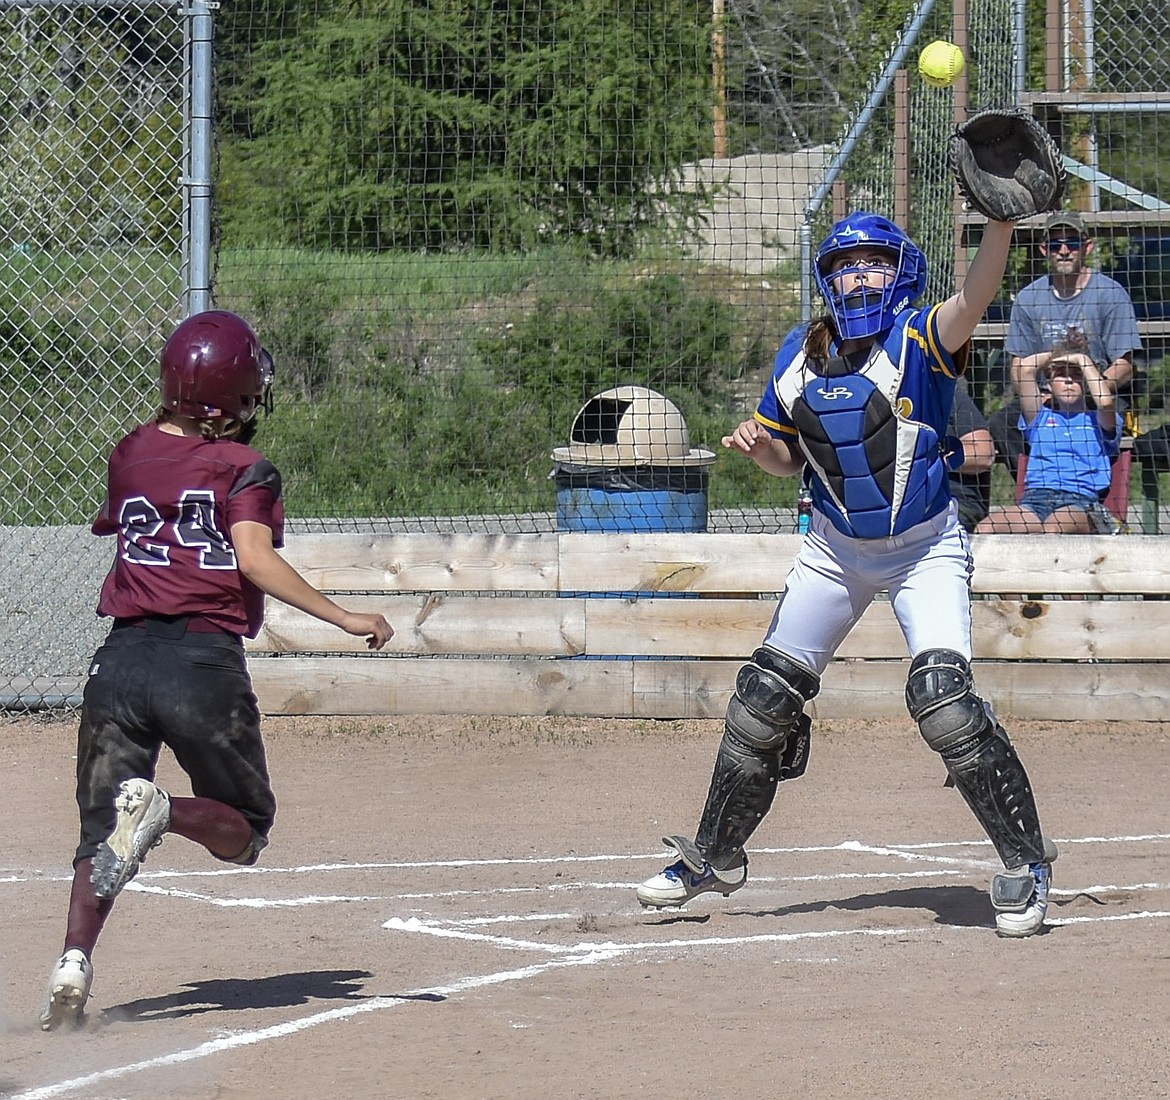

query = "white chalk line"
[19, 904, 1161, 1100]
[11, 831, 1170, 1100]
[1050, 909, 1170, 926]
[382, 914, 951, 955]
[25, 911, 1088, 1099]
[27, 868, 1170, 914]
[6, 953, 618, 1100]
[5, 832, 1168, 888]
[122, 883, 386, 907]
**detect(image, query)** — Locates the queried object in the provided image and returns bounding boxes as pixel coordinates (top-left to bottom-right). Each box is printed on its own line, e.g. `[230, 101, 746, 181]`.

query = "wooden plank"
[977, 319, 1170, 340]
[250, 591, 1170, 660]
[249, 656, 634, 717]
[556, 531, 1170, 592]
[247, 655, 1170, 722]
[585, 596, 1170, 661]
[814, 661, 1170, 723]
[558, 532, 792, 594]
[1023, 91, 1170, 105]
[558, 533, 1170, 595]
[251, 595, 584, 656]
[278, 532, 560, 592]
[962, 208, 1170, 228]
[968, 598, 1170, 660]
[970, 537, 1170, 593]
[276, 531, 1170, 597]
[584, 596, 774, 658]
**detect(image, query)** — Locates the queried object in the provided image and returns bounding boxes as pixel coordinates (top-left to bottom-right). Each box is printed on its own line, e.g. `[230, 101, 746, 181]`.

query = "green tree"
[716, 0, 918, 154]
[218, 0, 713, 256]
[0, 20, 182, 250]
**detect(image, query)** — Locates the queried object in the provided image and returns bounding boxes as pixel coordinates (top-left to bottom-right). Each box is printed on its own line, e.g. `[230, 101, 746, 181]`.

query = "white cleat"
[637, 855, 747, 909]
[40, 949, 93, 1031]
[992, 842, 1057, 938]
[91, 779, 172, 899]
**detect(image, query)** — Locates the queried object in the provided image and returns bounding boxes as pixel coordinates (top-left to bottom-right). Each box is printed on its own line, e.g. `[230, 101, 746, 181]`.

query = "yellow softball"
[918, 40, 965, 88]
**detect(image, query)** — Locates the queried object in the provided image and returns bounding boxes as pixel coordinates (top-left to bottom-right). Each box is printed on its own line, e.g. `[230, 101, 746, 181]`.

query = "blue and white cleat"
[992, 840, 1058, 938]
[636, 837, 747, 909]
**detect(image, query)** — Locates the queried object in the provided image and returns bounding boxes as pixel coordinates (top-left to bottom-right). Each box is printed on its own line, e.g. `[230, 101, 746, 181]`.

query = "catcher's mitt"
[950, 107, 1065, 222]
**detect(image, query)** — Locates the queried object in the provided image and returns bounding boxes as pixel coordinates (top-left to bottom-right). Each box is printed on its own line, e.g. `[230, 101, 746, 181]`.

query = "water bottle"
[797, 486, 813, 534]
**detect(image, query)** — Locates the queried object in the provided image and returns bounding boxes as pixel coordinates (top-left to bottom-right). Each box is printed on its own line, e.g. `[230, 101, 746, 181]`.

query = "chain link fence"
[3, 0, 1169, 708]
[1, 0, 196, 705]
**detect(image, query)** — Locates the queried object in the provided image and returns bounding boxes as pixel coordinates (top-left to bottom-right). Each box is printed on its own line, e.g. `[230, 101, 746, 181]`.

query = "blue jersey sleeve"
[898, 305, 964, 438]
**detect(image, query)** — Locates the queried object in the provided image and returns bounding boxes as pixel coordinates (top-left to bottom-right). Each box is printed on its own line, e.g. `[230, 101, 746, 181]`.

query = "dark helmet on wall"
[813, 212, 928, 340]
[160, 310, 275, 422]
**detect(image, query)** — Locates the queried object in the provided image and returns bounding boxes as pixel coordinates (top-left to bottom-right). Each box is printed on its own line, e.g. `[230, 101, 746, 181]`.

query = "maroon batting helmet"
[160, 310, 274, 421]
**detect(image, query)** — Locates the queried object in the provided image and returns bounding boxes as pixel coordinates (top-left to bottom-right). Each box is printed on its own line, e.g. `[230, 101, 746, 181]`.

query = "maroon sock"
[169, 796, 253, 861]
[63, 857, 113, 958]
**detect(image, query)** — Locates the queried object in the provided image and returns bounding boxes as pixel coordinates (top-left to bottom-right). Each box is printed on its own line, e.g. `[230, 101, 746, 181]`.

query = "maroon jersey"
[92, 422, 285, 638]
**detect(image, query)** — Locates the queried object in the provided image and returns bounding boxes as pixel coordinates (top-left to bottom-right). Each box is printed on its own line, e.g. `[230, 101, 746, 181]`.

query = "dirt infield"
[3, 712, 1170, 1100]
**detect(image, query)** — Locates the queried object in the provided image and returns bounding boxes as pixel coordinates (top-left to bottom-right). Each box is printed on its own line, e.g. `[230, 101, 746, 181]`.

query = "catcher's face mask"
[814, 212, 927, 341]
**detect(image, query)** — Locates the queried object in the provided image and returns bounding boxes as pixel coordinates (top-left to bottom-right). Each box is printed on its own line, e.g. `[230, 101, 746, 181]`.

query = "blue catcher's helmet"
[813, 212, 928, 340]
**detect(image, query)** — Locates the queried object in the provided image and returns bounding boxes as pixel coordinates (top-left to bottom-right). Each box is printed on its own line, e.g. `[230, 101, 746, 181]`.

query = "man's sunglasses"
[1047, 236, 1083, 252]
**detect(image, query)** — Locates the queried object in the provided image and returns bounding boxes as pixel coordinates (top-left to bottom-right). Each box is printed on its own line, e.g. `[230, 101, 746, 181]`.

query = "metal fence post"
[186, 0, 213, 315]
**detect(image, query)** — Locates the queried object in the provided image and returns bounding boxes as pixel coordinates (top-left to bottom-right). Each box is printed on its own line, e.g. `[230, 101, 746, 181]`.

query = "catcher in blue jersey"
[636, 211, 1056, 938]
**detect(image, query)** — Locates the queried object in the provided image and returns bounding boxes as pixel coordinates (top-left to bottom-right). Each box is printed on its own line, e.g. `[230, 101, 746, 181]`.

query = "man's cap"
[1044, 209, 1090, 237]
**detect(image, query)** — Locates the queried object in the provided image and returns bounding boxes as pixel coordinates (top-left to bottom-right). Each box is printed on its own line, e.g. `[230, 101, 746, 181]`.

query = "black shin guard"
[907, 649, 1046, 870]
[687, 648, 818, 873]
[942, 723, 1047, 869]
[694, 727, 780, 872]
[694, 712, 812, 871]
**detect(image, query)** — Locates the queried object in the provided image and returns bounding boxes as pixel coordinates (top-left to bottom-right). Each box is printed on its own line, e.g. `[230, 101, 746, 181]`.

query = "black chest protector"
[776, 348, 949, 538]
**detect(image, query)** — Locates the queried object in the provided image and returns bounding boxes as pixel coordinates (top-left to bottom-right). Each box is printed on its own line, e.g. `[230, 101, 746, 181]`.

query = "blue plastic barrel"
[553, 463, 710, 533]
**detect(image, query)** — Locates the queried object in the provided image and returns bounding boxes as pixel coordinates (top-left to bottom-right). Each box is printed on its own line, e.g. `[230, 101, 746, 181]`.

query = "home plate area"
[377, 833, 1170, 964]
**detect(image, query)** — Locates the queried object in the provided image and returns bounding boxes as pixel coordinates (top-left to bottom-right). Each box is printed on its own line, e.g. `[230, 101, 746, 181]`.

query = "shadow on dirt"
[740, 884, 1004, 929]
[100, 968, 445, 1024]
[639, 885, 1027, 930]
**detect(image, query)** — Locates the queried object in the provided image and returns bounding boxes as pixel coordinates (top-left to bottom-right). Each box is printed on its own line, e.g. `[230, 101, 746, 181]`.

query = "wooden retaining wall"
[246, 533, 1170, 722]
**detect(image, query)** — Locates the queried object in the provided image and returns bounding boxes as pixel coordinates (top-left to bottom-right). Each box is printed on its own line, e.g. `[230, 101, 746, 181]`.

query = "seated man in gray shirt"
[990, 209, 1141, 473]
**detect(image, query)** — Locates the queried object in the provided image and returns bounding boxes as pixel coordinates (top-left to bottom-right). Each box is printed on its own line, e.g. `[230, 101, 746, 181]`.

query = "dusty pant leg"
[154, 639, 276, 853]
[74, 634, 163, 863]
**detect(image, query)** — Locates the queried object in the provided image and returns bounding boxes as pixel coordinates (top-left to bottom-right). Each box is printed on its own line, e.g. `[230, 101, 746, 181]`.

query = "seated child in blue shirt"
[976, 350, 1120, 533]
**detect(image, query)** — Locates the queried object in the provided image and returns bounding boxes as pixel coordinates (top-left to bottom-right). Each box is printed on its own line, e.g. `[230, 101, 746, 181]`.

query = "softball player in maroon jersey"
[636, 212, 1056, 937]
[40, 311, 394, 1031]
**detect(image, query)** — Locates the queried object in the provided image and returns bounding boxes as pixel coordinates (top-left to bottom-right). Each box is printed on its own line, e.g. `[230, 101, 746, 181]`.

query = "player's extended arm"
[231, 520, 394, 649]
[936, 220, 1017, 353]
[721, 419, 804, 477]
